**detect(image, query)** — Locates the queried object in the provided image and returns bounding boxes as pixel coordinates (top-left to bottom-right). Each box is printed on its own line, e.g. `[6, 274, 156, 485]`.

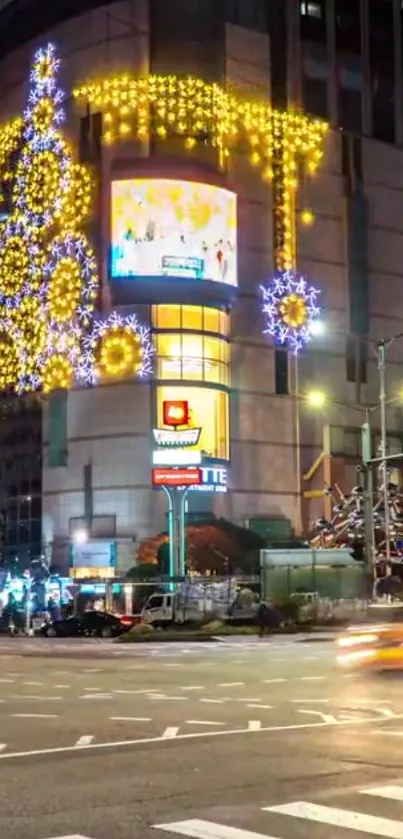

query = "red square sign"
[163, 400, 189, 427]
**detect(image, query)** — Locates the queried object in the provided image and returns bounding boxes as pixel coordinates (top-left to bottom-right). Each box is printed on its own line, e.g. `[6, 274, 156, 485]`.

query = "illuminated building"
[0, 2, 402, 572]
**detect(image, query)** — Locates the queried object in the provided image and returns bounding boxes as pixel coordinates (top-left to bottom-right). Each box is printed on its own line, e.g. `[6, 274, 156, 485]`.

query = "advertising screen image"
[110, 178, 237, 286]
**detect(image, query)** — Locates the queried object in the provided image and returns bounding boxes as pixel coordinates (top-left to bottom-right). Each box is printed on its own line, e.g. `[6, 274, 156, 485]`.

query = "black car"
[42, 610, 134, 638]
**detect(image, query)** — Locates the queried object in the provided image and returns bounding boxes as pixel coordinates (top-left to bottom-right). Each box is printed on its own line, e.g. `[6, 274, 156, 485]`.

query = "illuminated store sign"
[161, 256, 204, 279]
[152, 468, 202, 487]
[189, 465, 228, 494]
[163, 399, 189, 427]
[152, 449, 202, 466]
[152, 427, 201, 447]
[110, 178, 237, 287]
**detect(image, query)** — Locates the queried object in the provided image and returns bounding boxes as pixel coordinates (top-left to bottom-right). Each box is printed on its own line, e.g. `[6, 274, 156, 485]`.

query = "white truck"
[141, 578, 254, 627]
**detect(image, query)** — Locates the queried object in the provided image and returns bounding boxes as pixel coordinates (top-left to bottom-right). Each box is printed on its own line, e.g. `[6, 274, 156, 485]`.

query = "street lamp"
[72, 528, 88, 546]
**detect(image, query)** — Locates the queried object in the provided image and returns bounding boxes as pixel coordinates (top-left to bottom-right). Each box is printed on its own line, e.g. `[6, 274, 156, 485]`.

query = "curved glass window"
[152, 305, 229, 336]
[156, 332, 229, 385]
[157, 385, 229, 460]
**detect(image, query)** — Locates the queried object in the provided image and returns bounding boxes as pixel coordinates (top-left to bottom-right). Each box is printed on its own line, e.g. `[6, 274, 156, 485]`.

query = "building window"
[369, 0, 395, 143]
[346, 335, 367, 384]
[335, 0, 361, 55]
[302, 76, 329, 119]
[152, 305, 230, 336]
[157, 385, 229, 460]
[156, 332, 230, 386]
[275, 347, 288, 395]
[301, 2, 323, 18]
[300, 0, 326, 44]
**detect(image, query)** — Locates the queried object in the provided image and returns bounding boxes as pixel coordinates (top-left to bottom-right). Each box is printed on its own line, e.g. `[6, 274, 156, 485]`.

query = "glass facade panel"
[155, 332, 229, 385]
[152, 305, 229, 336]
[182, 305, 203, 330]
[157, 385, 229, 460]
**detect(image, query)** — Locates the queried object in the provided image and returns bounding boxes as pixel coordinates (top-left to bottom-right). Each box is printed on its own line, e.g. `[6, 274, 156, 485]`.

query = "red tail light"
[120, 618, 133, 626]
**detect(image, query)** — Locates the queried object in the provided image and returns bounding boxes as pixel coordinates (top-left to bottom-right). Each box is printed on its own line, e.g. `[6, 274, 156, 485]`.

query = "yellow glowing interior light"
[300, 208, 315, 226]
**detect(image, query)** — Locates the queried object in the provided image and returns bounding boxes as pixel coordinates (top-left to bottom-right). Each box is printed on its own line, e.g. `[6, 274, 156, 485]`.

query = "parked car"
[42, 610, 135, 638]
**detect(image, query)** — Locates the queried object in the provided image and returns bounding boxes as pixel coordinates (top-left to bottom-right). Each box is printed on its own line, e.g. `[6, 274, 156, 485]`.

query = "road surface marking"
[218, 682, 244, 687]
[12, 713, 59, 719]
[75, 736, 94, 747]
[154, 818, 279, 839]
[47, 835, 92, 838]
[0, 745, 6, 751]
[290, 699, 330, 703]
[110, 716, 152, 722]
[83, 687, 100, 692]
[82, 668, 103, 673]
[80, 693, 112, 699]
[248, 721, 261, 731]
[0, 679, 14, 683]
[199, 699, 223, 704]
[186, 720, 223, 726]
[261, 679, 286, 684]
[300, 676, 326, 681]
[1, 712, 401, 761]
[162, 727, 179, 738]
[54, 684, 70, 689]
[363, 785, 403, 801]
[298, 709, 337, 723]
[12, 695, 62, 701]
[181, 686, 203, 691]
[47, 834, 92, 838]
[264, 801, 403, 837]
[248, 704, 272, 710]
[24, 681, 43, 686]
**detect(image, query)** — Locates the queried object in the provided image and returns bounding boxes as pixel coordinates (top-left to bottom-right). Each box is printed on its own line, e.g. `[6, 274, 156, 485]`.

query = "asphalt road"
[1, 636, 403, 839]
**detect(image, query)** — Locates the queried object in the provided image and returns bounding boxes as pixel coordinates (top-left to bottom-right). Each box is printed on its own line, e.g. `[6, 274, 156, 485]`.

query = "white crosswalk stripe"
[153, 782, 403, 839]
[265, 801, 403, 837]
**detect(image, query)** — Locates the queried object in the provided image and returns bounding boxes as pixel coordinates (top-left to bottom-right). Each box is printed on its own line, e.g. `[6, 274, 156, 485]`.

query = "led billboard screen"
[110, 178, 237, 286]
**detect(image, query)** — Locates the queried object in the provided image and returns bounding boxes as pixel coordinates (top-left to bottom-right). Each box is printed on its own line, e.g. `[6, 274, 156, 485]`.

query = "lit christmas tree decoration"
[260, 270, 321, 354]
[0, 42, 151, 393]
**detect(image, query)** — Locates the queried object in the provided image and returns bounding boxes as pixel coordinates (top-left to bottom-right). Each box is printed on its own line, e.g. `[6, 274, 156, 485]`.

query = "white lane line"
[290, 699, 330, 703]
[24, 681, 43, 686]
[12, 713, 59, 719]
[299, 676, 326, 681]
[47, 835, 91, 838]
[186, 720, 223, 726]
[110, 716, 152, 722]
[80, 693, 112, 699]
[235, 698, 262, 703]
[162, 726, 179, 738]
[0, 679, 13, 683]
[82, 668, 103, 673]
[154, 818, 279, 839]
[1, 712, 401, 761]
[181, 686, 204, 691]
[114, 689, 155, 695]
[0, 745, 6, 751]
[247, 704, 272, 710]
[11, 695, 62, 701]
[218, 682, 244, 687]
[75, 735, 94, 747]
[261, 679, 286, 684]
[199, 699, 223, 704]
[83, 687, 100, 692]
[248, 721, 262, 731]
[302, 656, 318, 660]
[298, 709, 337, 723]
[363, 786, 403, 801]
[264, 801, 403, 837]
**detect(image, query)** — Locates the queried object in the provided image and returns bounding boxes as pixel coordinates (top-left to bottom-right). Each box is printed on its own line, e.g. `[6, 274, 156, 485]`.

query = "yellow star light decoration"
[278, 292, 308, 329]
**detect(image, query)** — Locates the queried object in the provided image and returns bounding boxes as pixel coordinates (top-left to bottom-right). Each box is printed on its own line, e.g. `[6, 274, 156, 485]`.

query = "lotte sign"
[152, 467, 202, 487]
